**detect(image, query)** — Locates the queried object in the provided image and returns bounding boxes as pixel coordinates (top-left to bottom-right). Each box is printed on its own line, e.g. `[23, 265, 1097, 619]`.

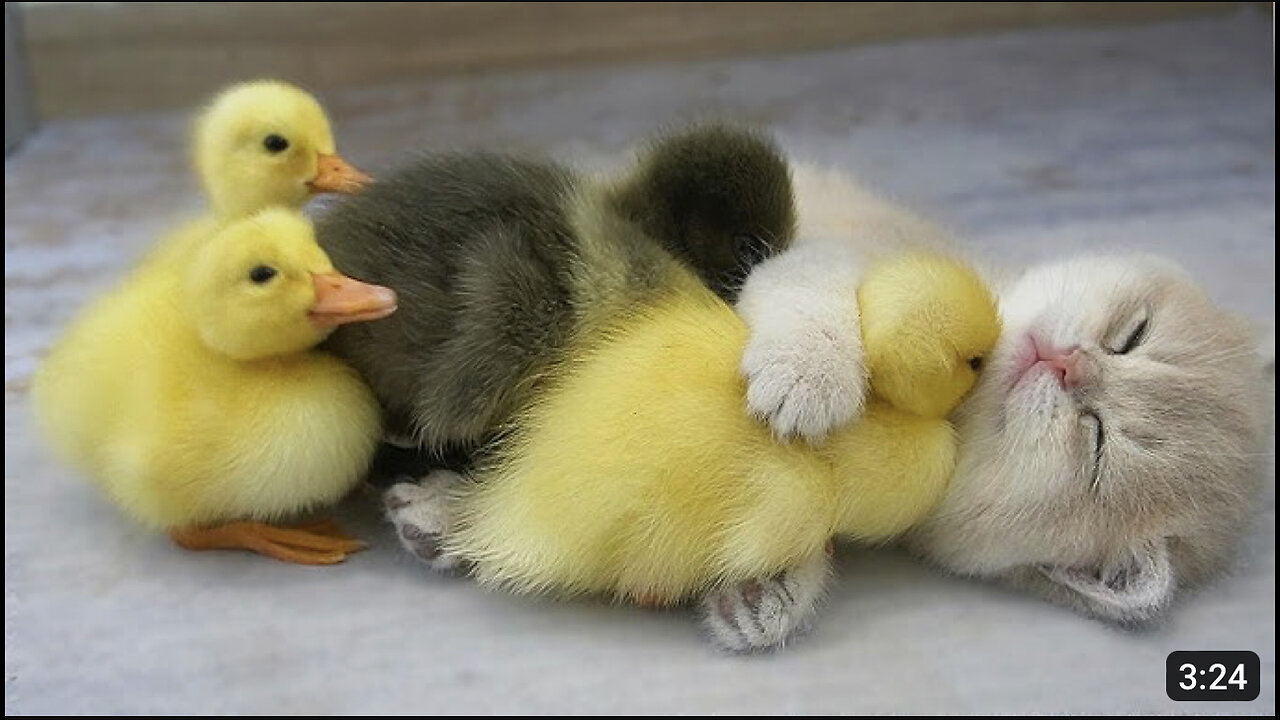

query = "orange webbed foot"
[170, 519, 366, 565]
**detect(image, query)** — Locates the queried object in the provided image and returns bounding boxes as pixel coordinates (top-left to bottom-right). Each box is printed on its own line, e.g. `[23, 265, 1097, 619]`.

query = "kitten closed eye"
[1080, 410, 1104, 490]
[1109, 317, 1149, 355]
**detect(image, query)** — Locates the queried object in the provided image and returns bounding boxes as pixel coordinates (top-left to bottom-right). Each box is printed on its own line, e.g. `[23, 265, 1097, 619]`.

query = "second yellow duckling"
[32, 209, 397, 564]
[444, 253, 1000, 602]
[195, 79, 370, 217]
[149, 79, 371, 268]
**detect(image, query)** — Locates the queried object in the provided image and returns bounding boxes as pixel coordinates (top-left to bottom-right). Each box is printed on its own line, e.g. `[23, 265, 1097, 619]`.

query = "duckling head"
[185, 208, 397, 360]
[610, 123, 796, 302]
[193, 80, 371, 218]
[858, 253, 1001, 418]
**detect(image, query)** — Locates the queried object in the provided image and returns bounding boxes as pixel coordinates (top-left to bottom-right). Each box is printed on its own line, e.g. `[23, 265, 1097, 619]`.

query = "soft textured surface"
[5, 11, 1273, 714]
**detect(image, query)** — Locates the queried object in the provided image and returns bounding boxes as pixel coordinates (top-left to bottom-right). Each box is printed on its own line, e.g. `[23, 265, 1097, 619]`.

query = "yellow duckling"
[195, 79, 369, 216]
[149, 79, 371, 267]
[446, 253, 999, 602]
[33, 209, 398, 564]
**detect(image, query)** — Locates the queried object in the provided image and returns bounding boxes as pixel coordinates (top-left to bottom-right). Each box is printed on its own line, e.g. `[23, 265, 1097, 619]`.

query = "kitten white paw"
[700, 549, 835, 654]
[383, 470, 465, 573]
[700, 576, 809, 653]
[742, 328, 866, 442]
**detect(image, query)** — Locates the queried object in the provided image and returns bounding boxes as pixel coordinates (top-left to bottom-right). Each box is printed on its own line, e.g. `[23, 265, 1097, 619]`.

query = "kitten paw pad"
[700, 574, 810, 653]
[383, 477, 464, 573]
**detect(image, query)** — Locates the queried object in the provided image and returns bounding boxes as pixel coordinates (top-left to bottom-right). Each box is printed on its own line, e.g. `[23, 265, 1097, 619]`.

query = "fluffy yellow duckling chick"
[150, 79, 370, 267]
[33, 209, 398, 564]
[446, 253, 999, 602]
[195, 79, 369, 217]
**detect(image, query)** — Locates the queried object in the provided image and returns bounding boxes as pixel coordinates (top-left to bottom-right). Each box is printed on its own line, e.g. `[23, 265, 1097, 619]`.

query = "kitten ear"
[1038, 537, 1174, 625]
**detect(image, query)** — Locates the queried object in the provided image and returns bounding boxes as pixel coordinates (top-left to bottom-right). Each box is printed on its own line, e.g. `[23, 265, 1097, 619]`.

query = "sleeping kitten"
[704, 165, 1272, 651]
[905, 255, 1269, 623]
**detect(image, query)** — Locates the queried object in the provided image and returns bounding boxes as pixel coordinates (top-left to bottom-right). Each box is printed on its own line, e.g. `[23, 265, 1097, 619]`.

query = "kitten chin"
[904, 254, 1270, 619]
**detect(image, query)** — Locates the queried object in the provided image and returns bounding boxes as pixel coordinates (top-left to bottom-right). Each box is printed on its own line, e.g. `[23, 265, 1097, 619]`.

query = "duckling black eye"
[249, 265, 277, 284]
[1112, 318, 1149, 355]
[967, 356, 984, 371]
[732, 233, 769, 265]
[263, 134, 290, 154]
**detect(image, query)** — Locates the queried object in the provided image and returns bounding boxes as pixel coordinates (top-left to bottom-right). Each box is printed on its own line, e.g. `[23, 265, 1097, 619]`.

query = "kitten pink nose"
[1044, 347, 1087, 388]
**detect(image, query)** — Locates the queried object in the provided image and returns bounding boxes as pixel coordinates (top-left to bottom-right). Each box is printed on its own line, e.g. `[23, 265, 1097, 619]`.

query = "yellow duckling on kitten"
[33, 209, 397, 564]
[446, 253, 999, 602]
[149, 79, 370, 267]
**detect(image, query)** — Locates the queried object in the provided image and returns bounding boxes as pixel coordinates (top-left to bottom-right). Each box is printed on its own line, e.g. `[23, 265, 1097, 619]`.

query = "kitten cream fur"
[732, 164, 1270, 640]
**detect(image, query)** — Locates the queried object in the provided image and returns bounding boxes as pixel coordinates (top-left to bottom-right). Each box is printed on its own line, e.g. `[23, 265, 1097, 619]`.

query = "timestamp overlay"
[1166, 651, 1260, 702]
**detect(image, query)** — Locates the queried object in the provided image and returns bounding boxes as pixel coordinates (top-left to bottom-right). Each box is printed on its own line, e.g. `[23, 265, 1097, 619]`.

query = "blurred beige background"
[7, 2, 1259, 122]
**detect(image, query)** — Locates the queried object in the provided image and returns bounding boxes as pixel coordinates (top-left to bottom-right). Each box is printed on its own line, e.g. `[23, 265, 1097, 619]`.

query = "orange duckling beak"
[308, 272, 397, 328]
[308, 153, 372, 194]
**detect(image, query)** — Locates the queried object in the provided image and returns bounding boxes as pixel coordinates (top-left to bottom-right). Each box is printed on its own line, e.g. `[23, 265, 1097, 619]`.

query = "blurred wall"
[17, 1, 1250, 120]
[6, 3, 37, 152]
